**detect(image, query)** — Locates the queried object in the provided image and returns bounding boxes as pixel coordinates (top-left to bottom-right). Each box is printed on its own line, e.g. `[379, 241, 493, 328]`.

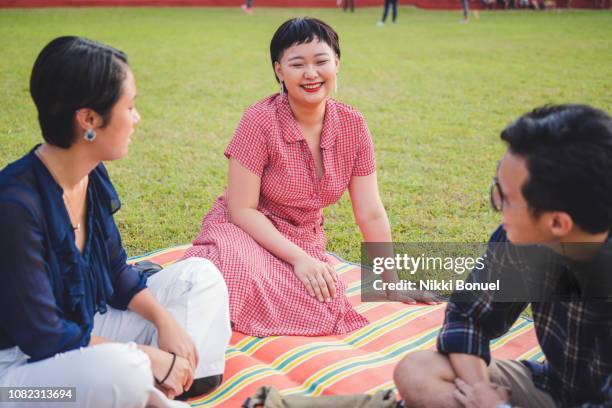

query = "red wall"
[0, 0, 600, 9]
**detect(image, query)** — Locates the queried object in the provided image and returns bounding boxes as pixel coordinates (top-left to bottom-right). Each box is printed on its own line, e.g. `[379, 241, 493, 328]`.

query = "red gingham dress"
[183, 93, 376, 337]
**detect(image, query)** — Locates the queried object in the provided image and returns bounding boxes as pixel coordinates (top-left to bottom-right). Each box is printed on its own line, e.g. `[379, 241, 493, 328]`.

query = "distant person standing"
[343, 0, 356, 12]
[377, 0, 398, 25]
[460, 0, 470, 22]
[240, 0, 253, 14]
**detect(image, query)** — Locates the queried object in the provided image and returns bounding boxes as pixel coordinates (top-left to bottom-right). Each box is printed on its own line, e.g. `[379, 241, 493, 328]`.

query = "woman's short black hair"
[270, 17, 340, 87]
[29, 36, 129, 148]
[501, 104, 612, 233]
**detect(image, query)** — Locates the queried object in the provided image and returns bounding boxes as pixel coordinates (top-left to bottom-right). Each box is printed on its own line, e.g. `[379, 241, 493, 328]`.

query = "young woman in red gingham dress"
[183, 18, 433, 337]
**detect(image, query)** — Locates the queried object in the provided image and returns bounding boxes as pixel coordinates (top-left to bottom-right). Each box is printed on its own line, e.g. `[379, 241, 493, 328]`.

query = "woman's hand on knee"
[146, 347, 194, 399]
[128, 289, 198, 370]
[162, 354, 193, 399]
[293, 256, 338, 302]
[157, 314, 199, 371]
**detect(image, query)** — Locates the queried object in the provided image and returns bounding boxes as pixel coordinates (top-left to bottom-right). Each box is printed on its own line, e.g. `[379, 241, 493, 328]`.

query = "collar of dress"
[277, 93, 339, 150]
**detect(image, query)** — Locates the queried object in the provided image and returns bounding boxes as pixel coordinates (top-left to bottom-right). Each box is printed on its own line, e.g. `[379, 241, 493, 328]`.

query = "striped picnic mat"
[130, 245, 544, 408]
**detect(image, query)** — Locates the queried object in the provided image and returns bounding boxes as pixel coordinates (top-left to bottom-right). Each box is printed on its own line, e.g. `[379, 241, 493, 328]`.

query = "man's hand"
[453, 378, 511, 408]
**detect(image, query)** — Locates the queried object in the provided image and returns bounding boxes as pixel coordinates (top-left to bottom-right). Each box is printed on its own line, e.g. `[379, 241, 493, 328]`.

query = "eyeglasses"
[490, 177, 530, 212]
[489, 177, 504, 212]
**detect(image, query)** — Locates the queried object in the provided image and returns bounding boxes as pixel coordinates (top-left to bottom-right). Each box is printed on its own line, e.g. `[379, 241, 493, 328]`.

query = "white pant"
[0, 258, 231, 408]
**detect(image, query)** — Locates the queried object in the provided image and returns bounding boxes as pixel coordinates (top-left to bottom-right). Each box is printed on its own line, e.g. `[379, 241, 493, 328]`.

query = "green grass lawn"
[1, 7, 611, 261]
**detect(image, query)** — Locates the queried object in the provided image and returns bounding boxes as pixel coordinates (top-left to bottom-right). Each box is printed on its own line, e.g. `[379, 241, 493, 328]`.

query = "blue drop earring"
[84, 128, 96, 142]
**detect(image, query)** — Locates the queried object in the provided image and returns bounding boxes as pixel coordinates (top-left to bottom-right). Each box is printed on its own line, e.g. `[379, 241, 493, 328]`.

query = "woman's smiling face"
[274, 38, 339, 107]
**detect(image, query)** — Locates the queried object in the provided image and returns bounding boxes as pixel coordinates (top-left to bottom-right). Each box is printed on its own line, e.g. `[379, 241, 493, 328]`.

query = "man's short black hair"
[29, 36, 129, 148]
[501, 104, 612, 234]
[270, 17, 340, 88]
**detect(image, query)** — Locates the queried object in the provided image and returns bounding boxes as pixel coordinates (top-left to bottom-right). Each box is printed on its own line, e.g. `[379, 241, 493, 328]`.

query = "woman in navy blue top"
[0, 37, 230, 407]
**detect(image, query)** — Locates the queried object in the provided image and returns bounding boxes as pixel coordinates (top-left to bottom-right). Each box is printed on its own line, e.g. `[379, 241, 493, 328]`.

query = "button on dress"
[184, 93, 376, 337]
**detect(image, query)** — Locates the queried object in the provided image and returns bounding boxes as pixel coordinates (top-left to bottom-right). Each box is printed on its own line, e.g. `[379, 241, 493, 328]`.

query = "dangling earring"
[335, 76, 339, 94]
[279, 81, 284, 96]
[84, 128, 96, 142]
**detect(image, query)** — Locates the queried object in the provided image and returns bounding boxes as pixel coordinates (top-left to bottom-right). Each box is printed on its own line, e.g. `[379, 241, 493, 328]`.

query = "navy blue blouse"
[0, 148, 147, 362]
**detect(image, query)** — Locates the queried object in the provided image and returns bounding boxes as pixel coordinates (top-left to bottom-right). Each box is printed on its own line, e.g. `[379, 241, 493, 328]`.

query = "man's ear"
[547, 211, 574, 238]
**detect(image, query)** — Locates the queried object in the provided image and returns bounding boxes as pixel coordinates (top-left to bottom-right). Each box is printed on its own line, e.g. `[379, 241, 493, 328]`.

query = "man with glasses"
[393, 104, 612, 407]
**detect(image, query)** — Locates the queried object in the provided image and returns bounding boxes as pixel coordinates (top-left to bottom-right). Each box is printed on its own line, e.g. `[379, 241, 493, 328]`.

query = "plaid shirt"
[437, 226, 612, 407]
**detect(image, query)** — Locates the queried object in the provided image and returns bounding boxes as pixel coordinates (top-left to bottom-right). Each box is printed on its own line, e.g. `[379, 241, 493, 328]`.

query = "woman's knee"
[181, 259, 229, 311]
[174, 258, 227, 290]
